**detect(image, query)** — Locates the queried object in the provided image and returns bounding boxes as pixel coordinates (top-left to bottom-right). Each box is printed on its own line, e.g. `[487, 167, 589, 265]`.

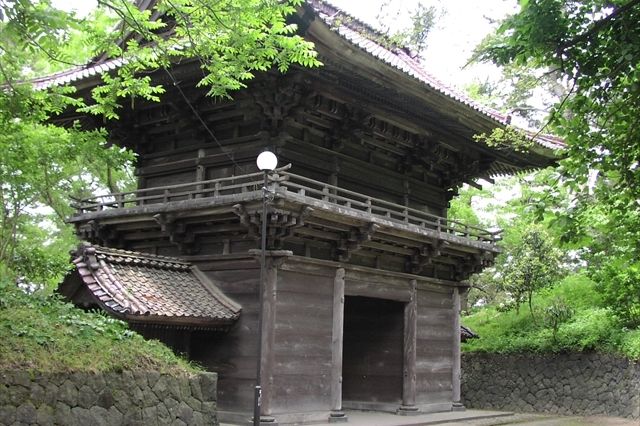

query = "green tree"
[0, 0, 320, 285]
[474, 0, 640, 326]
[501, 226, 563, 320]
[375, 1, 443, 56]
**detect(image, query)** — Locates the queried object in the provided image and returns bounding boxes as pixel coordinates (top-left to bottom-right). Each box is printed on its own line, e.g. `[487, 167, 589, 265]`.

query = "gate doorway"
[342, 296, 404, 410]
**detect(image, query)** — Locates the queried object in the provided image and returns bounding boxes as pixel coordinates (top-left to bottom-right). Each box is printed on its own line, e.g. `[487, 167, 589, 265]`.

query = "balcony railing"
[72, 168, 501, 245]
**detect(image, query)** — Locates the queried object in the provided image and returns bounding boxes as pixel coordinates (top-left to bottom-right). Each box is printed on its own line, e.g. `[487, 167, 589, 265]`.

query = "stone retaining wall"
[462, 352, 640, 419]
[0, 370, 218, 425]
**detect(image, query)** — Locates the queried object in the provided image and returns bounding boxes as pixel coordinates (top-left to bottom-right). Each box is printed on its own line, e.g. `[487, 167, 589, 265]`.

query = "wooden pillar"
[248, 248, 292, 425]
[329, 268, 348, 422]
[260, 258, 277, 419]
[195, 148, 205, 199]
[452, 286, 465, 411]
[398, 279, 419, 415]
[259, 255, 280, 422]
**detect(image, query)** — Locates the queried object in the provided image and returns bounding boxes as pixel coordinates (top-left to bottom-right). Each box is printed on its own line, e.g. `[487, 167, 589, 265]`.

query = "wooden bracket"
[336, 223, 379, 262]
[253, 75, 306, 133]
[153, 213, 199, 255]
[81, 220, 123, 248]
[232, 203, 258, 238]
[272, 205, 315, 244]
[408, 240, 443, 274]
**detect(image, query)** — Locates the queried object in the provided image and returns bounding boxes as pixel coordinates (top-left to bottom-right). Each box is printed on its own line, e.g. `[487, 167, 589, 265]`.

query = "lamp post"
[254, 150, 278, 426]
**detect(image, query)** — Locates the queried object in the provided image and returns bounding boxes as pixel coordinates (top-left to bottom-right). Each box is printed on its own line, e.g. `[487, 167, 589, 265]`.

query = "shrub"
[595, 259, 640, 328]
[463, 273, 640, 360]
[0, 277, 200, 373]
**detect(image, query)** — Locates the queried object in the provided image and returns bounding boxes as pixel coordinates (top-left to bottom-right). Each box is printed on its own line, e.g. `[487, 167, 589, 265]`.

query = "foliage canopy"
[0, 0, 320, 285]
[475, 0, 640, 327]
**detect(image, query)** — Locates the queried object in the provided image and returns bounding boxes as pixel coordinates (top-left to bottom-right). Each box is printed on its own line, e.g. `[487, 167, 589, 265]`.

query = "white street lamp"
[256, 150, 278, 171]
[254, 150, 277, 426]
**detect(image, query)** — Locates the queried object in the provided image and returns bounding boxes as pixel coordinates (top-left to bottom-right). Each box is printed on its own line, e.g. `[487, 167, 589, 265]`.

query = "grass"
[462, 273, 640, 360]
[0, 279, 201, 374]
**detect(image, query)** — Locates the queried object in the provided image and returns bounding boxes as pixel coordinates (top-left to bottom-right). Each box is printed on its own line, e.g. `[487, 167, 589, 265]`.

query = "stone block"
[0, 405, 16, 425]
[112, 389, 132, 413]
[15, 402, 36, 423]
[77, 384, 98, 408]
[87, 373, 107, 394]
[97, 389, 115, 409]
[36, 403, 54, 426]
[0, 384, 9, 406]
[185, 396, 202, 412]
[43, 382, 59, 406]
[156, 402, 171, 423]
[131, 384, 145, 407]
[176, 401, 193, 423]
[167, 378, 183, 401]
[58, 380, 79, 407]
[147, 371, 161, 388]
[53, 402, 71, 425]
[133, 372, 148, 391]
[201, 401, 216, 416]
[165, 397, 180, 419]
[122, 407, 143, 424]
[177, 376, 191, 400]
[89, 405, 111, 426]
[153, 376, 170, 400]
[199, 373, 217, 402]
[71, 406, 94, 426]
[142, 387, 160, 408]
[7, 385, 28, 406]
[107, 406, 124, 426]
[142, 405, 158, 422]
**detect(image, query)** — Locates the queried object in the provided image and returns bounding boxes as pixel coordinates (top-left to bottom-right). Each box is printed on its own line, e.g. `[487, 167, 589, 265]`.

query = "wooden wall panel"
[271, 268, 334, 414]
[415, 286, 454, 406]
[187, 264, 260, 414]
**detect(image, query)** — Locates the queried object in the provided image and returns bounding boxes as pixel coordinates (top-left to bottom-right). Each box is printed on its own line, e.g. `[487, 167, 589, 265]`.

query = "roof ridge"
[81, 243, 191, 267]
[308, 0, 413, 55]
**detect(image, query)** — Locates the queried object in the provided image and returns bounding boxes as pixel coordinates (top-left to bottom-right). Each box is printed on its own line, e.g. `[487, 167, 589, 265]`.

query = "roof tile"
[65, 243, 241, 329]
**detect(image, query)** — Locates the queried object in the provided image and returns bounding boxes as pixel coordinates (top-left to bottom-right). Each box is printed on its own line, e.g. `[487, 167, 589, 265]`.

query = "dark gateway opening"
[342, 296, 404, 410]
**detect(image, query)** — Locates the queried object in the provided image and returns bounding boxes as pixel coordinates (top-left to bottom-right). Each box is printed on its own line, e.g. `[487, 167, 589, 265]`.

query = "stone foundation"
[0, 370, 218, 425]
[462, 352, 640, 419]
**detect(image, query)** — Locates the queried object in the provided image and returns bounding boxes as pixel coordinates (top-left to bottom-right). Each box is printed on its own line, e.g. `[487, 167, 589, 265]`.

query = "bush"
[595, 259, 640, 328]
[463, 273, 640, 360]
[0, 277, 200, 373]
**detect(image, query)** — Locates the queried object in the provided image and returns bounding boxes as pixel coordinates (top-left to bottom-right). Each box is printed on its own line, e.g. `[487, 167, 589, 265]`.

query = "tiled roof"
[30, 58, 125, 91]
[306, 0, 565, 151]
[30, 0, 564, 151]
[64, 243, 241, 329]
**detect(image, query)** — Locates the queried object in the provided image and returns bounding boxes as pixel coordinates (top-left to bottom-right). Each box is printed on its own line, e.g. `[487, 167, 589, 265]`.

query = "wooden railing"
[72, 168, 501, 244]
[278, 171, 500, 244]
[72, 171, 267, 212]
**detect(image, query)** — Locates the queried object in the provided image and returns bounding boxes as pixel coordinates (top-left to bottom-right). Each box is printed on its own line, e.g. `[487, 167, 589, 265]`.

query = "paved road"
[222, 411, 638, 426]
[444, 413, 639, 426]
